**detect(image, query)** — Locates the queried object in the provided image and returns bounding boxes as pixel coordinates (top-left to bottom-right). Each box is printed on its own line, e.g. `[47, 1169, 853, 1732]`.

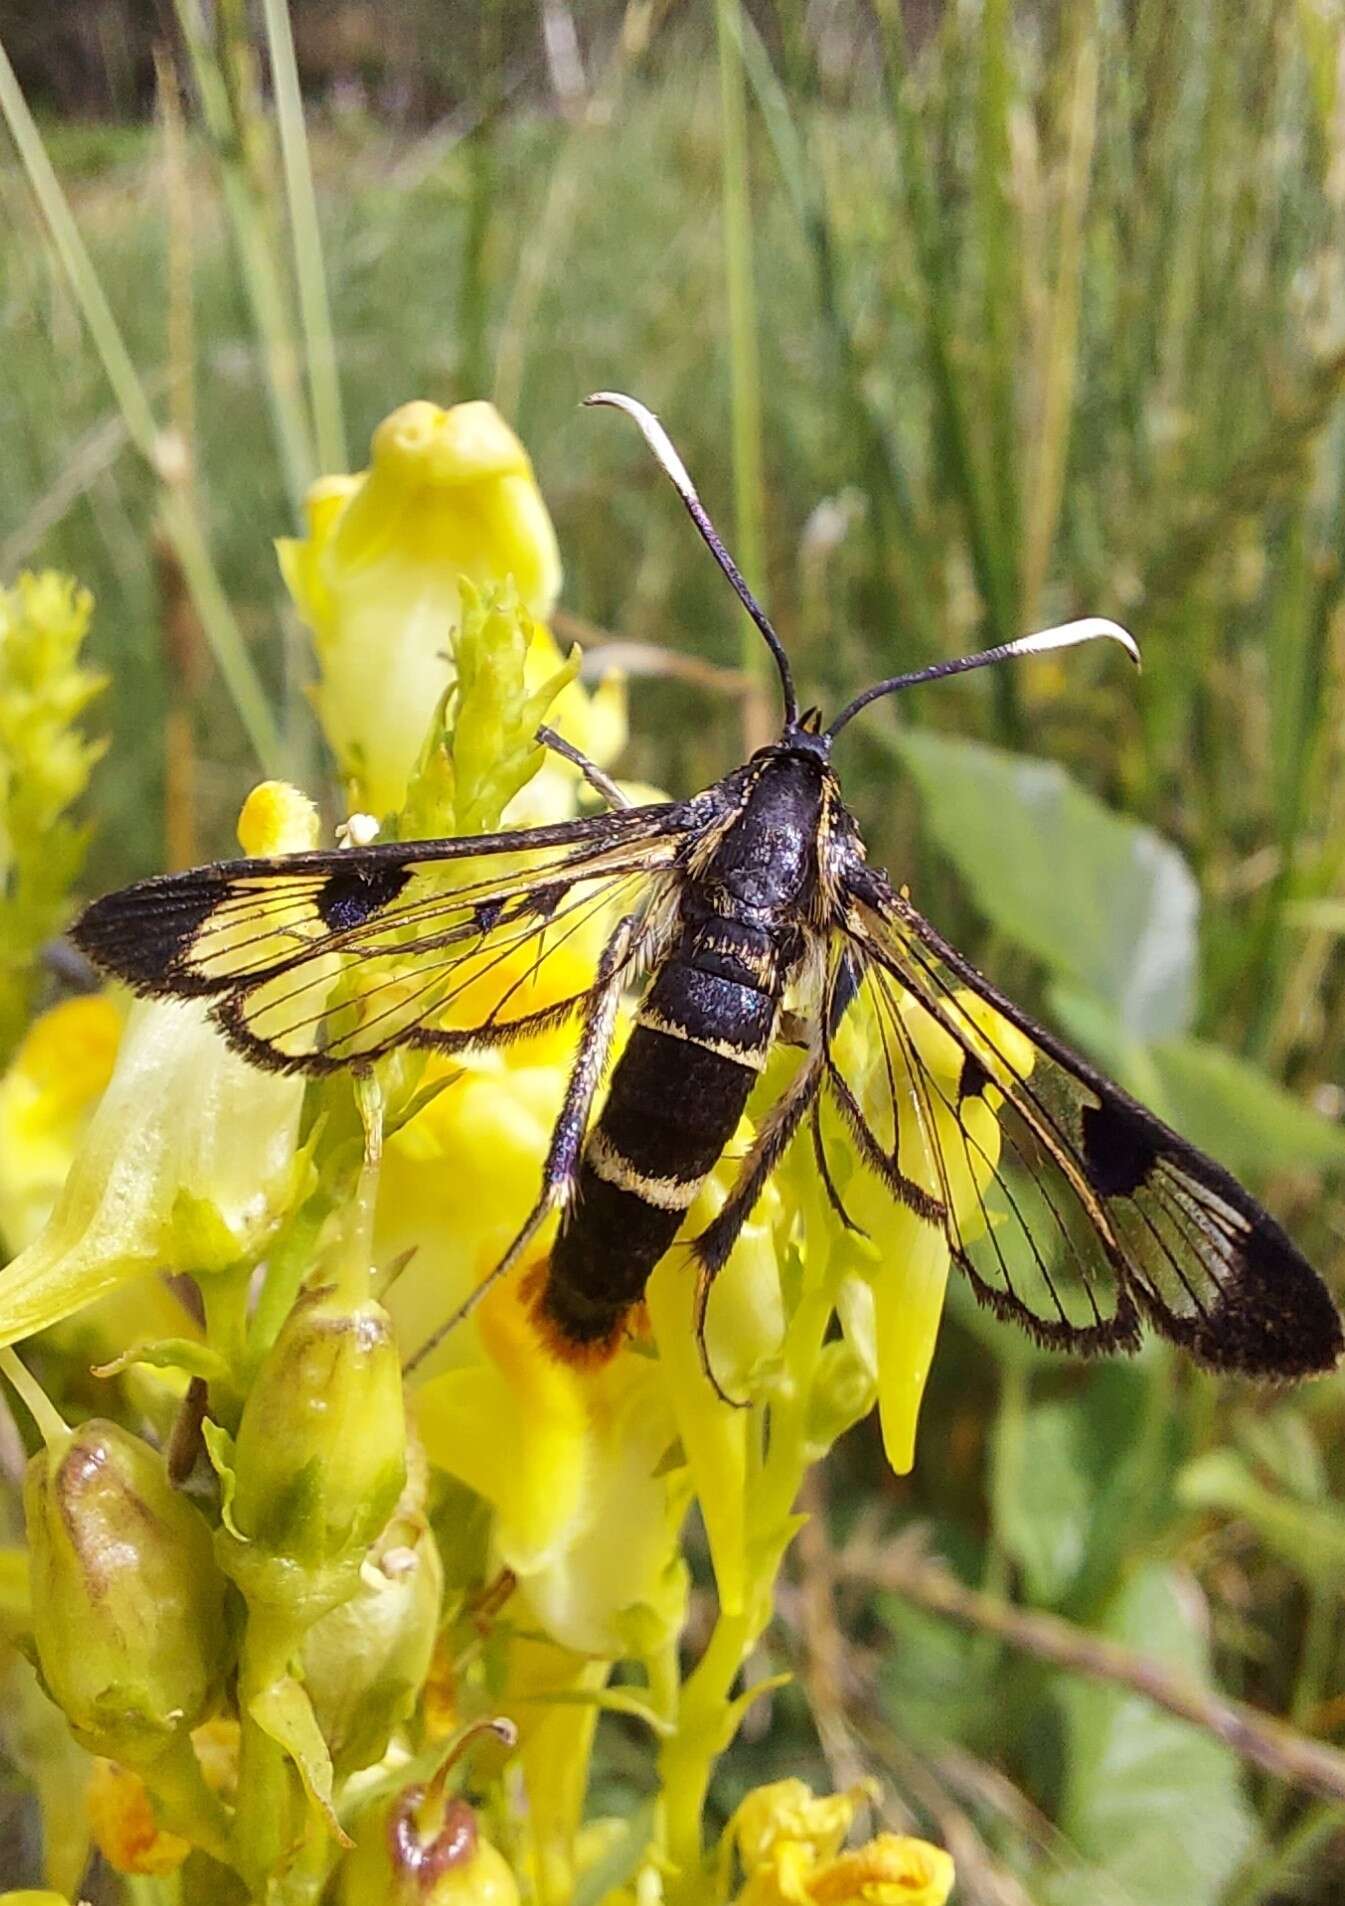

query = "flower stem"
[658, 1274, 834, 1898]
[142, 1730, 234, 1868]
[0, 1346, 68, 1449]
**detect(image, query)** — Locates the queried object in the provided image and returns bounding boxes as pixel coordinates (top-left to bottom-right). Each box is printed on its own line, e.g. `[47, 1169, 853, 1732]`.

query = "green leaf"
[1177, 1450, 1345, 1590]
[893, 729, 1199, 1038]
[1148, 1036, 1345, 1176]
[877, 1593, 998, 1748]
[1038, 1564, 1258, 1906]
[247, 1668, 346, 1840]
[992, 1400, 1093, 1604]
[991, 1366, 1172, 1611]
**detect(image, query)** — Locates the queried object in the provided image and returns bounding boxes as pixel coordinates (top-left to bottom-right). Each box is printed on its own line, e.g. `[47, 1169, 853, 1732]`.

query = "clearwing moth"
[74, 393, 1344, 1389]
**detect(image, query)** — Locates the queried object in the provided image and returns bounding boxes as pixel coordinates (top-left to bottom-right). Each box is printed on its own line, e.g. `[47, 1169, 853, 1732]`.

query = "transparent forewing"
[833, 872, 1341, 1376]
[74, 807, 687, 1073]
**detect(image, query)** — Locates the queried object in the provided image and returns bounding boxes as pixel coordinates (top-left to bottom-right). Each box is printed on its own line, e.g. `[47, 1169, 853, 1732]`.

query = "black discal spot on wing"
[473, 899, 504, 932]
[958, 1048, 990, 1102]
[71, 871, 224, 988]
[530, 882, 566, 920]
[1080, 1099, 1160, 1197]
[316, 861, 411, 931]
[1190, 1220, 1345, 1377]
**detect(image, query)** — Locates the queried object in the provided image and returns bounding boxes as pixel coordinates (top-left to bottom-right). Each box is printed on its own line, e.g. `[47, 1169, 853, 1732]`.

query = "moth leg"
[403, 912, 640, 1374]
[690, 1044, 826, 1405]
[811, 1100, 865, 1236]
[536, 724, 630, 810]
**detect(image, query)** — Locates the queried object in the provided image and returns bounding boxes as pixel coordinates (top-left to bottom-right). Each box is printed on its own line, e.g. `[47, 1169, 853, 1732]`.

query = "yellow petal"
[278, 400, 562, 816]
[236, 779, 320, 857]
[415, 1269, 589, 1575]
[86, 1759, 191, 1876]
[805, 1835, 954, 1905]
[0, 995, 123, 1256]
[0, 997, 306, 1346]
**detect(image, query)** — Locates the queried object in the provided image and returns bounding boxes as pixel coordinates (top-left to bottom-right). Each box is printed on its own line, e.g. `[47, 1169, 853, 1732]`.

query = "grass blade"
[0, 32, 283, 773]
[260, 0, 346, 474]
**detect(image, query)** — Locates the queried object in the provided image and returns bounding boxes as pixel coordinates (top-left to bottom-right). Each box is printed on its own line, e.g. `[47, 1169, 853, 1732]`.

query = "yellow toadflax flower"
[0, 569, 106, 1061]
[0, 783, 319, 1348]
[729, 1780, 954, 1906]
[278, 399, 568, 818]
[0, 994, 122, 1257]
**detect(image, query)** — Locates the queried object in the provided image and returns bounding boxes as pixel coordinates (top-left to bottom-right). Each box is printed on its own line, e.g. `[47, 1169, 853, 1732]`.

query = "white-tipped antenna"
[585, 391, 798, 726]
[826, 616, 1140, 738]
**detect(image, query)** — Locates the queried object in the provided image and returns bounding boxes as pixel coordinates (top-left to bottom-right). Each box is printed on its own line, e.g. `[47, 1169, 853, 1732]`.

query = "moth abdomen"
[533, 929, 779, 1361]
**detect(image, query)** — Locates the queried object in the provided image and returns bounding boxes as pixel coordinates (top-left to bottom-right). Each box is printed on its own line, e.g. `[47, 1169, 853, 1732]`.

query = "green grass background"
[6, 2, 1345, 1899]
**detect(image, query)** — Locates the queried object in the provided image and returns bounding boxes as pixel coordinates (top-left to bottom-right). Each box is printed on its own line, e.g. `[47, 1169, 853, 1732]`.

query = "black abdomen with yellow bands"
[536, 919, 779, 1356]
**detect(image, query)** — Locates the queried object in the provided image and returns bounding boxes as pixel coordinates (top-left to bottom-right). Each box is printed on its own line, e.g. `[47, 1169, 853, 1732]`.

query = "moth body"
[538, 743, 827, 1357]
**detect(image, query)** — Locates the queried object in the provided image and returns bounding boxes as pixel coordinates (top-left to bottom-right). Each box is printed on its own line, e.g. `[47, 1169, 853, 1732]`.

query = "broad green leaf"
[992, 1367, 1172, 1611]
[877, 1594, 999, 1748]
[992, 1400, 1093, 1604]
[1038, 1564, 1258, 1906]
[894, 729, 1199, 1038]
[1148, 1036, 1345, 1176]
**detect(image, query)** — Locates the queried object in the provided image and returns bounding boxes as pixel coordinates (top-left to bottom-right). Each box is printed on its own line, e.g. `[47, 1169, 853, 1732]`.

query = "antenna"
[825, 617, 1140, 739]
[585, 391, 799, 727]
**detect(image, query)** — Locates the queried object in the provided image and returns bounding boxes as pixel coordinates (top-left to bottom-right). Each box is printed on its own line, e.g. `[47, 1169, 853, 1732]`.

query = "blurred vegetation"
[5, 0, 1345, 1900]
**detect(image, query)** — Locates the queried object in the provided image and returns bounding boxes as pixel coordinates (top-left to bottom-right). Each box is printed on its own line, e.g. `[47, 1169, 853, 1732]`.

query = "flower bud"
[23, 1420, 229, 1764]
[220, 1284, 407, 1617]
[277, 399, 562, 817]
[300, 1456, 444, 1775]
[341, 1789, 520, 1906]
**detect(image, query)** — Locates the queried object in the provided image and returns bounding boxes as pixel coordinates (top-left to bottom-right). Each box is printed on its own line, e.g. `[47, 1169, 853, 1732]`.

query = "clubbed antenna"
[585, 391, 799, 728]
[825, 617, 1140, 738]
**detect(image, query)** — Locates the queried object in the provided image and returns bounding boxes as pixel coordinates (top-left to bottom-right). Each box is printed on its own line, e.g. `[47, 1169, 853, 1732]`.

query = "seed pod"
[23, 1419, 229, 1765]
[221, 1283, 406, 1619]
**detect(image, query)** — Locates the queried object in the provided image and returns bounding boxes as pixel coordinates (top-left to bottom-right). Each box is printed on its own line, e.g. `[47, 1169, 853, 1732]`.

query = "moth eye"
[315, 862, 411, 931]
[1079, 1099, 1161, 1198]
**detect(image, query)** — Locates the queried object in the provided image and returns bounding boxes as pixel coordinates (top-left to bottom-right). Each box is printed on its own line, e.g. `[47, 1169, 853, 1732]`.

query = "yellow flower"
[415, 1266, 687, 1658]
[0, 569, 105, 1059]
[278, 399, 565, 817]
[817, 987, 1034, 1475]
[0, 995, 122, 1257]
[0, 784, 319, 1348]
[85, 1759, 190, 1876]
[730, 1781, 954, 1906]
[803, 1838, 955, 1905]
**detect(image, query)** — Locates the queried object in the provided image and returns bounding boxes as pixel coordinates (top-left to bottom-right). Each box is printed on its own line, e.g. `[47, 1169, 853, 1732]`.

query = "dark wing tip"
[1189, 1220, 1344, 1380]
[71, 871, 226, 995]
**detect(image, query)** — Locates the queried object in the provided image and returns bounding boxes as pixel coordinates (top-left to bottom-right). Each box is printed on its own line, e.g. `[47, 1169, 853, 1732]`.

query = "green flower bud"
[301, 1457, 444, 1775]
[341, 1790, 519, 1906]
[23, 1419, 229, 1764]
[220, 1284, 407, 1617]
[803, 1338, 879, 1460]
